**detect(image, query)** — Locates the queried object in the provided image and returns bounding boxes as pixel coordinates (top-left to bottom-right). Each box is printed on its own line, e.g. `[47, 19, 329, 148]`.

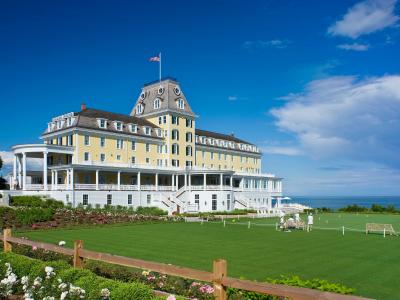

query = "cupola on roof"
[130, 78, 195, 118]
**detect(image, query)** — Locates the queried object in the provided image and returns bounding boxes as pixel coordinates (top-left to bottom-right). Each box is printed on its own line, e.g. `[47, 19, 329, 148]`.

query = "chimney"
[81, 103, 87, 111]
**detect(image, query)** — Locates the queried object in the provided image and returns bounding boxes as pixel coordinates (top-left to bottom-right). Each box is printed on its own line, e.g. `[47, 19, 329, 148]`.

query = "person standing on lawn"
[307, 213, 314, 232]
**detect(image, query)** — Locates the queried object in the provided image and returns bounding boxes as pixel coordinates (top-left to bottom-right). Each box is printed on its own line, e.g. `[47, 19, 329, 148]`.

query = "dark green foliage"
[10, 195, 64, 209]
[339, 203, 399, 213]
[135, 206, 168, 216]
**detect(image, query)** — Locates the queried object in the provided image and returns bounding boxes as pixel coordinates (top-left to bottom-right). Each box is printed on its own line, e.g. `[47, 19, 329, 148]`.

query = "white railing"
[158, 186, 173, 191]
[120, 185, 138, 191]
[79, 161, 182, 172]
[24, 184, 44, 190]
[74, 184, 96, 190]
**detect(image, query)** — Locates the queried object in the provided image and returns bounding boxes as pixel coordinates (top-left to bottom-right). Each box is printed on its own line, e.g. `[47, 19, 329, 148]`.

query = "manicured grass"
[16, 213, 400, 299]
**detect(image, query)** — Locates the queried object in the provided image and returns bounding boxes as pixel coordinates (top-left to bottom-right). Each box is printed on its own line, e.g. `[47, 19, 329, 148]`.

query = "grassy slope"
[16, 213, 400, 299]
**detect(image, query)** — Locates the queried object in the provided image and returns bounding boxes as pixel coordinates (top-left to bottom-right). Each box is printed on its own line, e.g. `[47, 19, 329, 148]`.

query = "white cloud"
[261, 146, 303, 156]
[243, 39, 291, 50]
[228, 96, 238, 101]
[0, 151, 14, 166]
[328, 0, 399, 38]
[337, 43, 370, 51]
[271, 75, 400, 168]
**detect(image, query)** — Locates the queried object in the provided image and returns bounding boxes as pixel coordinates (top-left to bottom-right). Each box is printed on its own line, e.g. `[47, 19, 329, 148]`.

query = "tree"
[0, 156, 8, 189]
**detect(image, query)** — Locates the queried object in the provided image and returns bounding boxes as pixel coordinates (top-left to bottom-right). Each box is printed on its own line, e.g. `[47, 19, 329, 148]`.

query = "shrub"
[10, 195, 64, 209]
[136, 206, 168, 216]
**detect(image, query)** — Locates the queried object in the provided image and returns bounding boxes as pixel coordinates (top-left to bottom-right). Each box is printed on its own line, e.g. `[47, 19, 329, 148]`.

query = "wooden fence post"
[213, 259, 227, 300]
[3, 228, 12, 253]
[73, 240, 84, 268]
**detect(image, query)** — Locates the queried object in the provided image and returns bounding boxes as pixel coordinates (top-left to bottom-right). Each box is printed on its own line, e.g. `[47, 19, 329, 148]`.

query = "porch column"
[230, 176, 233, 189]
[188, 174, 191, 192]
[17, 155, 22, 189]
[155, 173, 158, 191]
[175, 174, 179, 190]
[22, 152, 27, 190]
[184, 174, 187, 190]
[70, 168, 74, 190]
[55, 170, 58, 190]
[117, 171, 121, 191]
[66, 169, 70, 189]
[220, 173, 223, 191]
[137, 172, 141, 191]
[259, 179, 262, 191]
[241, 178, 244, 192]
[43, 152, 48, 190]
[51, 171, 54, 190]
[171, 174, 175, 191]
[95, 170, 99, 190]
[12, 155, 17, 190]
[203, 173, 206, 191]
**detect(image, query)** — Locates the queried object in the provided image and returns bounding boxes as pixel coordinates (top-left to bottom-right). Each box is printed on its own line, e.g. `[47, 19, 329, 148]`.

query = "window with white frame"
[171, 115, 179, 125]
[157, 145, 162, 154]
[146, 143, 150, 152]
[186, 145, 192, 156]
[107, 194, 112, 205]
[131, 140, 136, 151]
[100, 153, 105, 162]
[144, 127, 151, 135]
[172, 159, 179, 167]
[116, 139, 124, 149]
[136, 104, 143, 114]
[172, 143, 179, 155]
[115, 121, 123, 131]
[131, 156, 136, 164]
[146, 194, 151, 205]
[130, 124, 137, 133]
[186, 132, 192, 142]
[172, 129, 179, 140]
[145, 157, 150, 164]
[154, 98, 161, 109]
[156, 129, 162, 137]
[82, 194, 89, 206]
[98, 119, 107, 129]
[84, 152, 90, 161]
[177, 98, 185, 109]
[128, 194, 132, 205]
[100, 137, 105, 147]
[84, 135, 90, 146]
[186, 118, 192, 128]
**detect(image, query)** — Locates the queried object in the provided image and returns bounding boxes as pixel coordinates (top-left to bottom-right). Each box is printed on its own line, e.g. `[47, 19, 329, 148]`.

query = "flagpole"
[159, 52, 162, 82]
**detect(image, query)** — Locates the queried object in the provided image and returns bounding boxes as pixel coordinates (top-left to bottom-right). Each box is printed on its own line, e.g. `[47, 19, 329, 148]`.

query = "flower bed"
[0, 252, 178, 300]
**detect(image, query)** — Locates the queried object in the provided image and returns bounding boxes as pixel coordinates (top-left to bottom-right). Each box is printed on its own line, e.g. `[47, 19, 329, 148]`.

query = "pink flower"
[167, 295, 176, 300]
[199, 285, 214, 294]
[32, 246, 38, 251]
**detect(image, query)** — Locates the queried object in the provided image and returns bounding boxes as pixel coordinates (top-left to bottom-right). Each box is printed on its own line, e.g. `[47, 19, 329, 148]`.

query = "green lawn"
[16, 213, 400, 299]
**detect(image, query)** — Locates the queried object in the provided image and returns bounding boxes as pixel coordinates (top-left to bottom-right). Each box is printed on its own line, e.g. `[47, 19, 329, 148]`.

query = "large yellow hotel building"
[10, 78, 283, 213]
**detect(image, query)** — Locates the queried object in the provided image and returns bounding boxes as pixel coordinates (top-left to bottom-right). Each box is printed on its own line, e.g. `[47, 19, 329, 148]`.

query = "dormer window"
[130, 124, 137, 133]
[144, 126, 151, 135]
[156, 128, 162, 137]
[177, 98, 185, 109]
[98, 119, 107, 129]
[56, 120, 64, 129]
[154, 98, 161, 109]
[115, 121, 123, 131]
[158, 86, 165, 95]
[66, 117, 74, 127]
[137, 104, 144, 114]
[209, 138, 215, 146]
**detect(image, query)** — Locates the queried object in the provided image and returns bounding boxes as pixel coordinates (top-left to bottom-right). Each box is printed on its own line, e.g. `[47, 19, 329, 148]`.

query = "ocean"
[288, 196, 400, 210]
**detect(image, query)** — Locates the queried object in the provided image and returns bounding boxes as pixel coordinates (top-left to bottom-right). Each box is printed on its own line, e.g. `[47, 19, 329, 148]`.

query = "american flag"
[149, 55, 160, 62]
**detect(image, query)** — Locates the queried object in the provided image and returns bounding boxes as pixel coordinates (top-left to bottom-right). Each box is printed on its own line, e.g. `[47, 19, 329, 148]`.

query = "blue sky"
[1, 0, 400, 196]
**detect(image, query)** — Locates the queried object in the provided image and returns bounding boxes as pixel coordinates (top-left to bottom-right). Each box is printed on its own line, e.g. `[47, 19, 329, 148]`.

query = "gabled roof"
[130, 78, 195, 118]
[42, 108, 161, 139]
